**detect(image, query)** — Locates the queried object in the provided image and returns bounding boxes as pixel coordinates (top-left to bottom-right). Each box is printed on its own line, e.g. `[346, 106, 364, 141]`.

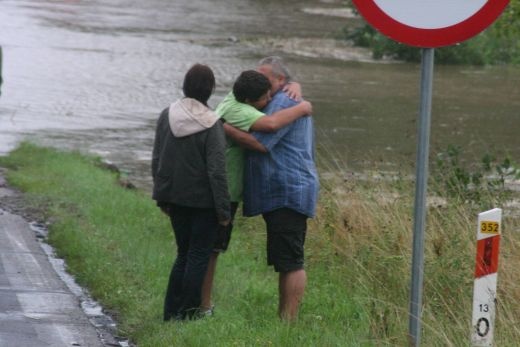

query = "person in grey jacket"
[152, 64, 230, 321]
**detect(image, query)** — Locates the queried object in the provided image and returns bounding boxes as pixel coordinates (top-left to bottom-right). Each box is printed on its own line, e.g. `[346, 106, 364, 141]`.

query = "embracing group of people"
[151, 56, 319, 323]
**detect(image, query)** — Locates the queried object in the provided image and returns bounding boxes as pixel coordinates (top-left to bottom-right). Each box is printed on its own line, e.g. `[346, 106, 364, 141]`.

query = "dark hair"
[182, 64, 215, 105]
[232, 70, 271, 103]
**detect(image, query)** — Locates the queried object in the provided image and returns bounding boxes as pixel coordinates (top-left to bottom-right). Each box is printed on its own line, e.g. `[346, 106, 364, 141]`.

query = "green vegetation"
[433, 145, 520, 205]
[345, 0, 520, 65]
[1, 142, 520, 346]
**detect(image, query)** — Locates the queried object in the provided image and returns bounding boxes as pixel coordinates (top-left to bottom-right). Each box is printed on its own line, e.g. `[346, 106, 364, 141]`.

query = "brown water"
[1, 0, 519, 192]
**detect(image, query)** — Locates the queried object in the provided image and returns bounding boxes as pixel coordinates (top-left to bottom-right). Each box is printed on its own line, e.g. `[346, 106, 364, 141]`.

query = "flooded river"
[1, 0, 519, 192]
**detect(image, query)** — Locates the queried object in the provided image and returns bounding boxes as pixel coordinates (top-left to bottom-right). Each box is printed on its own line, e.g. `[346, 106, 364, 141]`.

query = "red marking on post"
[475, 236, 500, 278]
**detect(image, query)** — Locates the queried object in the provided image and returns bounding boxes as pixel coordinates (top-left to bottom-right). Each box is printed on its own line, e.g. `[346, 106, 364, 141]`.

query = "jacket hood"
[168, 98, 219, 137]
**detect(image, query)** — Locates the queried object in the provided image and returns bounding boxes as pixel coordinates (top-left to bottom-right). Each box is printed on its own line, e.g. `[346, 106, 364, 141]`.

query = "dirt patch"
[0, 168, 50, 225]
[301, 7, 356, 19]
[244, 37, 382, 63]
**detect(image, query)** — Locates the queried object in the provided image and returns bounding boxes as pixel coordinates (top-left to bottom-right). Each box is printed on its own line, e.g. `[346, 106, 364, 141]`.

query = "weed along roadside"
[1, 142, 520, 346]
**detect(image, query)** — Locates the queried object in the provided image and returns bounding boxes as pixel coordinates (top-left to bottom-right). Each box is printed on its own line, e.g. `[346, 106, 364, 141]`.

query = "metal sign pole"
[408, 47, 435, 347]
[350, 2, 508, 346]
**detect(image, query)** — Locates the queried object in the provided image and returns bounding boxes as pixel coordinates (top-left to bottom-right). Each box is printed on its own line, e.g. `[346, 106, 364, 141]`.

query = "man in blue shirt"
[243, 56, 319, 321]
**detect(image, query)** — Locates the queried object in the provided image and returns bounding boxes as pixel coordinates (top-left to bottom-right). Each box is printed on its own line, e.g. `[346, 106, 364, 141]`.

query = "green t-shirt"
[216, 92, 264, 202]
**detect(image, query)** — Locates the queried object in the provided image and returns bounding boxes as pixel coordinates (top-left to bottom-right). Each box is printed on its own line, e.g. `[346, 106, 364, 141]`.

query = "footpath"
[0, 171, 120, 347]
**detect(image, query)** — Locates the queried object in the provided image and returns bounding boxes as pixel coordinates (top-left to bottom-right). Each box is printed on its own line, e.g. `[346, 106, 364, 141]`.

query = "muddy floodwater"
[1, 0, 519, 191]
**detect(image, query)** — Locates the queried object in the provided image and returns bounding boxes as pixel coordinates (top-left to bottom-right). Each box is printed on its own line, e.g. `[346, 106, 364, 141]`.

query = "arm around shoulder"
[223, 123, 267, 153]
[249, 100, 312, 132]
[283, 82, 302, 101]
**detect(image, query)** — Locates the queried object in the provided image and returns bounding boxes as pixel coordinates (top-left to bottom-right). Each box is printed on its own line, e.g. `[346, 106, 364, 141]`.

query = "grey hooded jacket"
[152, 98, 230, 221]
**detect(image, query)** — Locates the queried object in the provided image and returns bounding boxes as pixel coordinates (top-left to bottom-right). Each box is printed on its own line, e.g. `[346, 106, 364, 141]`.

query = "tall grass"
[316, 144, 520, 345]
[1, 142, 520, 346]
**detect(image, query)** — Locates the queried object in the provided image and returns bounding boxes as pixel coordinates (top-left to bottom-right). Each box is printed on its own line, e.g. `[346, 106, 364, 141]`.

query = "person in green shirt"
[217, 70, 311, 206]
[200, 70, 311, 314]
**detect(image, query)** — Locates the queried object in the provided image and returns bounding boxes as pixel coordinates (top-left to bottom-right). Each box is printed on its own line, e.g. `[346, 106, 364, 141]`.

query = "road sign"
[348, 2, 510, 346]
[472, 208, 502, 347]
[351, 0, 511, 47]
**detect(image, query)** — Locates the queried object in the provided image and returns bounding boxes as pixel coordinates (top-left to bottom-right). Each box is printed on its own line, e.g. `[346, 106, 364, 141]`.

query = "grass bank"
[1, 142, 520, 346]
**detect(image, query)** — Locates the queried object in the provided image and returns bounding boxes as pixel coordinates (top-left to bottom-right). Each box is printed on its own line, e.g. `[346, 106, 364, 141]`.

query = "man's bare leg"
[201, 252, 219, 311]
[278, 269, 306, 321]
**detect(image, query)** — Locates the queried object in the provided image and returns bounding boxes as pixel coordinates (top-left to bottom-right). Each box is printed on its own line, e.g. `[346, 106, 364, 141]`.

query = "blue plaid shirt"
[243, 91, 319, 217]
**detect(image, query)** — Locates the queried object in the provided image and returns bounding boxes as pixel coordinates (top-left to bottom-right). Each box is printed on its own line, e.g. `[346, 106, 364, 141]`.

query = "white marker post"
[471, 208, 502, 346]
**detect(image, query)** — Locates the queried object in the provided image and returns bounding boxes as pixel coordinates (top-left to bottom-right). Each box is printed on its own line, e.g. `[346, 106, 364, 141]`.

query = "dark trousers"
[262, 208, 307, 273]
[163, 204, 218, 320]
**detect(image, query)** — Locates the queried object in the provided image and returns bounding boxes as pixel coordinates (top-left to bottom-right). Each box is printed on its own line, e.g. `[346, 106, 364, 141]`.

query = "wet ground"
[0, 169, 125, 346]
[0, 1, 519, 343]
[1, 0, 519, 193]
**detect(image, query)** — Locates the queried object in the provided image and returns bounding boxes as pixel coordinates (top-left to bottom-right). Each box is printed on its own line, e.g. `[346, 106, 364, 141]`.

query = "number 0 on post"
[472, 208, 502, 346]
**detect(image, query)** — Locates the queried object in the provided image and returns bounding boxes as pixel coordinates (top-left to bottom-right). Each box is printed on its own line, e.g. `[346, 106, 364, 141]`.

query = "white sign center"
[374, 0, 488, 29]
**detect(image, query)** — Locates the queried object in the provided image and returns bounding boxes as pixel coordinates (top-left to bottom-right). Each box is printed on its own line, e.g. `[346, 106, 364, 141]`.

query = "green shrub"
[432, 145, 520, 207]
[345, 0, 520, 65]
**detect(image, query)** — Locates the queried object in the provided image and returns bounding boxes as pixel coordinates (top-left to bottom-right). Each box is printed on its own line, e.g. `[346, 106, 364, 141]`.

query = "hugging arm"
[283, 82, 302, 101]
[223, 123, 267, 153]
[249, 100, 312, 133]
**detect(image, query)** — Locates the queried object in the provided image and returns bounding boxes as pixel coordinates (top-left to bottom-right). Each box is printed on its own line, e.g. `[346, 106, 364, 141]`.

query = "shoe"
[200, 305, 215, 317]
[164, 312, 184, 322]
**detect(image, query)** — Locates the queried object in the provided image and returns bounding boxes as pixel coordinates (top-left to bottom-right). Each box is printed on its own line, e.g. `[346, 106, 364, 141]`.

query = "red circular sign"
[351, 0, 510, 47]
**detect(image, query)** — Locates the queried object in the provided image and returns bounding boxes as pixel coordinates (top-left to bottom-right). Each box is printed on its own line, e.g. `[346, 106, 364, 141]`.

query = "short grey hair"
[258, 56, 292, 82]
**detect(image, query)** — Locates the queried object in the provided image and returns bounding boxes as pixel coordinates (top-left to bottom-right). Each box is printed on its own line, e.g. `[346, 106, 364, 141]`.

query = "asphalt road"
[0, 175, 118, 347]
